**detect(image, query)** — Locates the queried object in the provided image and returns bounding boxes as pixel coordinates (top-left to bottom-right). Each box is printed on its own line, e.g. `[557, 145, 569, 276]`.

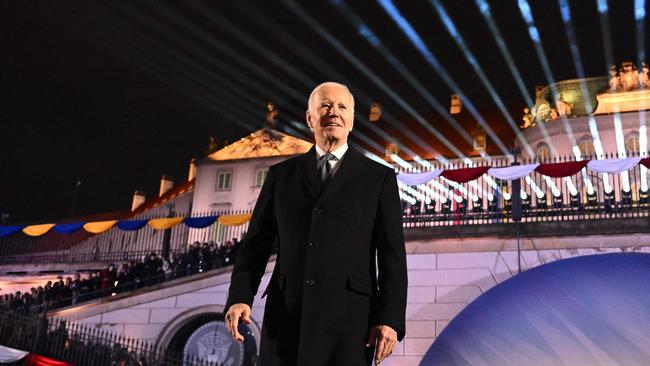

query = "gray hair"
[307, 81, 355, 113]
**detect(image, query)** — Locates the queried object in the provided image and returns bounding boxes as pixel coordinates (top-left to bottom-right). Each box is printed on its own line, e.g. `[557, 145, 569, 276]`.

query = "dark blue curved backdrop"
[422, 253, 650, 366]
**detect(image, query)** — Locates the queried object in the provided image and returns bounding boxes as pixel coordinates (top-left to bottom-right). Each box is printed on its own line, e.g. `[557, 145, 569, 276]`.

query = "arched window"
[578, 139, 594, 158]
[536, 143, 550, 161]
[626, 133, 640, 153]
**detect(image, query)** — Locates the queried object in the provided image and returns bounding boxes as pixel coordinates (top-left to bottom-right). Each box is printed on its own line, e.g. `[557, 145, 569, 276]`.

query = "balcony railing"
[399, 152, 650, 227]
[2, 153, 650, 265]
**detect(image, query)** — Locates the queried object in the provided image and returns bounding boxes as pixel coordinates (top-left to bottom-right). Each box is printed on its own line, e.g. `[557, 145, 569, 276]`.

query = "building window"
[254, 168, 268, 187]
[626, 133, 640, 153]
[578, 139, 594, 158]
[385, 142, 399, 162]
[473, 134, 486, 151]
[215, 171, 232, 191]
[536, 144, 550, 161]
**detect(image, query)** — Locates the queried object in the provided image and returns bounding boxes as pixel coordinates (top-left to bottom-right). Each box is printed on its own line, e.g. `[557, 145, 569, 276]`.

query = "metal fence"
[400, 152, 650, 227]
[0, 310, 217, 365]
[2, 153, 650, 265]
[0, 210, 250, 265]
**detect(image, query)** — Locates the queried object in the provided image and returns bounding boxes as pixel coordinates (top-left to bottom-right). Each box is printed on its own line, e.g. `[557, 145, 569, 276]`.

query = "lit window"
[215, 171, 232, 191]
[626, 134, 640, 153]
[578, 139, 594, 158]
[254, 168, 268, 187]
[473, 134, 486, 151]
[536, 144, 550, 161]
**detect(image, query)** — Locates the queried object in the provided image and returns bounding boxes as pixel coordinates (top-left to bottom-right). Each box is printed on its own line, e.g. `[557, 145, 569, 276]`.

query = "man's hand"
[365, 324, 398, 365]
[225, 303, 252, 342]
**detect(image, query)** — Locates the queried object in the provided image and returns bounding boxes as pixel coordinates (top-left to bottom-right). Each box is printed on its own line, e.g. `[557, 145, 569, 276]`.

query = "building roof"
[128, 179, 195, 217]
[207, 128, 313, 161]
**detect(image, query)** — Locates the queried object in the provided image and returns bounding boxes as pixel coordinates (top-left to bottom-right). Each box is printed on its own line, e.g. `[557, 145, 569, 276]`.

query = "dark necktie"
[318, 153, 337, 182]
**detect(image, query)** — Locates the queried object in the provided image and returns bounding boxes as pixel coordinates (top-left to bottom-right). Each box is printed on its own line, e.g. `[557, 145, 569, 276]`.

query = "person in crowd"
[99, 264, 117, 297]
[115, 263, 130, 293]
[162, 253, 174, 281]
[211, 244, 223, 269]
[187, 242, 200, 275]
[144, 252, 161, 286]
[70, 273, 81, 305]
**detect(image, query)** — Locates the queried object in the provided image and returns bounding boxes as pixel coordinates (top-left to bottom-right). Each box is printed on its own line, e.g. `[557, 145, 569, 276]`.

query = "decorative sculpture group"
[608, 62, 650, 92]
[521, 93, 573, 128]
[521, 61, 650, 128]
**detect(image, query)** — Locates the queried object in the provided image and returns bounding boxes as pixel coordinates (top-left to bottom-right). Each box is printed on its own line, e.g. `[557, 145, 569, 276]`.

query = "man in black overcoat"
[224, 82, 407, 365]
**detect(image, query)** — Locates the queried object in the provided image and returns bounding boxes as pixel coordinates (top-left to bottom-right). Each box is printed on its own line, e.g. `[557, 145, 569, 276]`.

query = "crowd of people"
[0, 239, 244, 315]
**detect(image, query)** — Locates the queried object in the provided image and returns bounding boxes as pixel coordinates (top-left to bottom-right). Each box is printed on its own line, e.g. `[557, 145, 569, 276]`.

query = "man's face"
[306, 84, 354, 149]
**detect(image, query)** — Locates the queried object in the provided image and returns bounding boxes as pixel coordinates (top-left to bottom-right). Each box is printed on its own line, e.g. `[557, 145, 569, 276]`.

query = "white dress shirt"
[315, 143, 348, 177]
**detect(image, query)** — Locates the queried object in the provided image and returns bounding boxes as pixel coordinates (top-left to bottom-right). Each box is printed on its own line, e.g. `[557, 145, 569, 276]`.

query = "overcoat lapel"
[296, 146, 321, 198]
[320, 148, 363, 201]
[295, 146, 364, 200]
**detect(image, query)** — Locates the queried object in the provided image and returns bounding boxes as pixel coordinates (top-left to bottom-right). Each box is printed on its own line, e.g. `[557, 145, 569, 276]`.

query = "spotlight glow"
[597, 0, 615, 69]
[517, 0, 578, 149]
[613, 113, 627, 158]
[565, 177, 578, 196]
[392, 154, 414, 170]
[334, 1, 477, 151]
[399, 190, 417, 205]
[556, 2, 606, 210]
[544, 176, 562, 197]
[399, 182, 428, 202]
[432, 0, 534, 157]
[636, 0, 646, 63]
[597, 0, 608, 13]
[525, 176, 546, 199]
[475, 0, 557, 155]
[379, 0, 513, 158]
[635, 0, 646, 20]
[558, 0, 605, 160]
[181, 1, 410, 161]
[285, 0, 458, 160]
[364, 152, 394, 168]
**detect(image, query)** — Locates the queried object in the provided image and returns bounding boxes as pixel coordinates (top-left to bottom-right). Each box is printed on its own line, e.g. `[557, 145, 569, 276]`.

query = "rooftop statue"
[265, 101, 278, 129]
[639, 63, 650, 89]
[521, 107, 535, 129]
[555, 94, 572, 117]
[619, 61, 639, 91]
[524, 61, 650, 121]
[608, 65, 619, 92]
[595, 61, 650, 114]
[605, 62, 650, 93]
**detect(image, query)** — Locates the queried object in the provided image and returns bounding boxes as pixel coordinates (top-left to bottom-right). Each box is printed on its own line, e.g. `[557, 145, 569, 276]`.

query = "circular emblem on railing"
[183, 320, 255, 366]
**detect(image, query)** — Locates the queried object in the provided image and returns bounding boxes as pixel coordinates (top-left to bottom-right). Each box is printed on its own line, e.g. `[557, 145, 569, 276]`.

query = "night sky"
[1, 0, 647, 223]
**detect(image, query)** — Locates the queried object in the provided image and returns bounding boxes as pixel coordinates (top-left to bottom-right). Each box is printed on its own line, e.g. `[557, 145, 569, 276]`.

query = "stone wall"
[49, 233, 650, 366]
[383, 245, 650, 365]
